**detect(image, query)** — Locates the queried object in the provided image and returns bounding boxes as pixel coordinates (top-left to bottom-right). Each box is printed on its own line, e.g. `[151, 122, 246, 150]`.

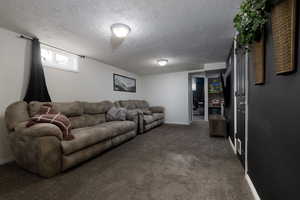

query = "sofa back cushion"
[68, 101, 113, 129]
[69, 114, 106, 129]
[82, 101, 113, 114]
[113, 101, 121, 108]
[5, 101, 30, 131]
[106, 107, 127, 121]
[29, 101, 83, 117]
[6, 100, 115, 131]
[119, 100, 149, 110]
[119, 100, 136, 109]
[135, 100, 149, 109]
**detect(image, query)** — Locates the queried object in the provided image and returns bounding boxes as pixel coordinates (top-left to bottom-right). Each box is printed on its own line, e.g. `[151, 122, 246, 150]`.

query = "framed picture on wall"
[113, 74, 136, 93]
[253, 39, 265, 85]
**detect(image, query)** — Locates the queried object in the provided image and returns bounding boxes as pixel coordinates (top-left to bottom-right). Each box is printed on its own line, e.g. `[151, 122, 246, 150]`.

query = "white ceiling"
[0, 0, 241, 75]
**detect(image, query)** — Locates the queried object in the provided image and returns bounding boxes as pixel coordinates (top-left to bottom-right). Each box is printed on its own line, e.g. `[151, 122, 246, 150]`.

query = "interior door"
[236, 50, 246, 168]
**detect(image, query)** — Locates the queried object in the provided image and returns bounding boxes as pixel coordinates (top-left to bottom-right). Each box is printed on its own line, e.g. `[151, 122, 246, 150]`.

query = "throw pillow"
[106, 107, 127, 121]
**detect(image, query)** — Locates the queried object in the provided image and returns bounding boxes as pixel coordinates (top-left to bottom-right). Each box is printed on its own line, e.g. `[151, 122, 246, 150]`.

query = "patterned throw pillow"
[106, 107, 127, 121]
[27, 104, 74, 140]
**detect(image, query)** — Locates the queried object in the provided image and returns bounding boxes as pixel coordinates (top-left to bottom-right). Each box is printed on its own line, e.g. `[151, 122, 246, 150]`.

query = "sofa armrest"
[126, 110, 140, 131]
[16, 123, 63, 141]
[149, 106, 165, 113]
[9, 133, 62, 177]
[126, 110, 138, 121]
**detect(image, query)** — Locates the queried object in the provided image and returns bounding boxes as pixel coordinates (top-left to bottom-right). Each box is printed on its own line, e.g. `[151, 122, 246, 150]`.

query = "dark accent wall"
[248, 4, 299, 200]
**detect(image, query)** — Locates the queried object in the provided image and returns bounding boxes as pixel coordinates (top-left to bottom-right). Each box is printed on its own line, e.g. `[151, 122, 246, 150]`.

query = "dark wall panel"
[248, 5, 300, 200]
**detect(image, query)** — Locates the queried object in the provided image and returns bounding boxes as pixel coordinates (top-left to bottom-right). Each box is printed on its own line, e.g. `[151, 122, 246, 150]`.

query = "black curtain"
[23, 38, 51, 103]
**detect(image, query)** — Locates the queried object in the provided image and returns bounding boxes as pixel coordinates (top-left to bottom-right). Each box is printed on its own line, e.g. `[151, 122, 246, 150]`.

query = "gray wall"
[248, 6, 299, 200]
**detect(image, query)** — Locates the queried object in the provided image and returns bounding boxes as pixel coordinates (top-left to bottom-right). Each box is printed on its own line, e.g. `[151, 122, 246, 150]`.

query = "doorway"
[188, 73, 208, 122]
[192, 77, 205, 120]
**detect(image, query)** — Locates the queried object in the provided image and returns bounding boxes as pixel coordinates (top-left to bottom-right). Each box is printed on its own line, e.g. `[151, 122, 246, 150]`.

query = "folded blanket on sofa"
[27, 104, 74, 140]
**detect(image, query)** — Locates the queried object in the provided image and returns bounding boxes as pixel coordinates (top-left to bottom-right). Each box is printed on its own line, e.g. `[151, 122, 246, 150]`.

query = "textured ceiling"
[0, 0, 241, 75]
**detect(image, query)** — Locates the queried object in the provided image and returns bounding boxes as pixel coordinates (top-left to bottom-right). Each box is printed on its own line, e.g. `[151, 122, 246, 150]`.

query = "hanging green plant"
[233, 0, 271, 48]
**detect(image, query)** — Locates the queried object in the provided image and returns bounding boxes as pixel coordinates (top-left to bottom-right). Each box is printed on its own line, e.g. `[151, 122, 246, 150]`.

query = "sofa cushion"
[29, 101, 83, 117]
[69, 114, 106, 129]
[106, 107, 127, 121]
[119, 100, 136, 109]
[96, 121, 136, 137]
[144, 113, 164, 124]
[69, 115, 86, 129]
[111, 131, 136, 146]
[119, 100, 149, 110]
[82, 101, 113, 114]
[153, 113, 164, 121]
[113, 101, 121, 108]
[62, 140, 112, 171]
[149, 106, 165, 113]
[61, 121, 136, 155]
[142, 109, 152, 115]
[54, 102, 83, 117]
[61, 126, 112, 155]
[135, 100, 149, 109]
[143, 115, 156, 124]
[145, 119, 164, 131]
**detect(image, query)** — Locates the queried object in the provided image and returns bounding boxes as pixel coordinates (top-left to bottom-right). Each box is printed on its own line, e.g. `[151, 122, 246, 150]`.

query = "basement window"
[40, 45, 79, 72]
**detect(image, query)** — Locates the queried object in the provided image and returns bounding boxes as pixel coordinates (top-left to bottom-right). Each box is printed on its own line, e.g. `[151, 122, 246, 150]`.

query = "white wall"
[0, 27, 142, 164]
[141, 63, 226, 124]
[142, 71, 190, 125]
[45, 59, 141, 102]
[0, 28, 31, 164]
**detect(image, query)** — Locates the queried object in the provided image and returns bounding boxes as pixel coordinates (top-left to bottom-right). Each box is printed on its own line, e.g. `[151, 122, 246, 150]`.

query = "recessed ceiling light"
[111, 23, 131, 38]
[157, 59, 168, 66]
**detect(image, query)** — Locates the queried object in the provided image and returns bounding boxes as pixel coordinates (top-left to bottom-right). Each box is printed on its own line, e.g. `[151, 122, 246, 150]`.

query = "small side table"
[209, 115, 226, 137]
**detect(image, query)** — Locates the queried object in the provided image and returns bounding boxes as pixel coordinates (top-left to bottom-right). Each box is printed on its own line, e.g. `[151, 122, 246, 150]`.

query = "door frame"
[233, 36, 249, 171]
[233, 37, 238, 154]
[245, 50, 249, 174]
[188, 73, 209, 122]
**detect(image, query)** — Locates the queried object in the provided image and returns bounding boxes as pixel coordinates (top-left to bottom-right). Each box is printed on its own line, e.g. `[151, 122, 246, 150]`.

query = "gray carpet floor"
[0, 121, 253, 200]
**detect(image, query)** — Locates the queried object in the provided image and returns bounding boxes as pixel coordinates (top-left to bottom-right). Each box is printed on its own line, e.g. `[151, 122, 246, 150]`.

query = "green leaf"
[233, 0, 270, 48]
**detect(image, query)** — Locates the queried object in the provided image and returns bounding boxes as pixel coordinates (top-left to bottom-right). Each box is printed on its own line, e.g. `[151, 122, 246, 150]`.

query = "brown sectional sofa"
[115, 100, 165, 133]
[5, 100, 139, 177]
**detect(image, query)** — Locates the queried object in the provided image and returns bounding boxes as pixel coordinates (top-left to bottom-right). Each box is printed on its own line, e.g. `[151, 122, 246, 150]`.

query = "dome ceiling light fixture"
[157, 59, 168, 66]
[111, 23, 131, 38]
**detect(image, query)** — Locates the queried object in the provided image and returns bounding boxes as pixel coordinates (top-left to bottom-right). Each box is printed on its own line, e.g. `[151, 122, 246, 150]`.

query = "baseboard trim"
[165, 121, 191, 125]
[228, 137, 236, 154]
[245, 174, 261, 200]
